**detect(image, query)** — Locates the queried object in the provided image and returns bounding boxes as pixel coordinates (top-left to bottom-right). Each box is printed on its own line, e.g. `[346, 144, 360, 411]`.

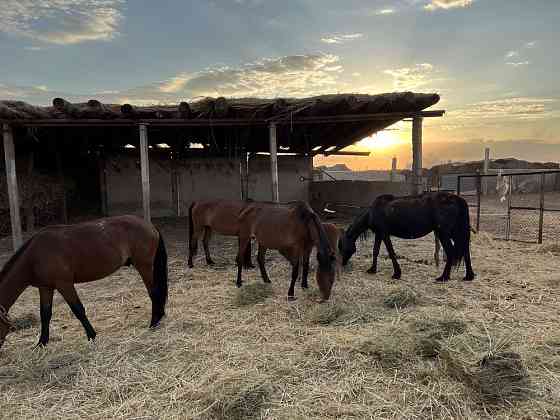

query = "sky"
[1, 0, 559, 169]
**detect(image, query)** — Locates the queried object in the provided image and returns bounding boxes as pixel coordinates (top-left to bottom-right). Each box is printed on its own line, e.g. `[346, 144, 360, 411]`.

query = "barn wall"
[248, 155, 311, 202]
[309, 180, 415, 212]
[105, 155, 173, 216]
[104, 154, 311, 217]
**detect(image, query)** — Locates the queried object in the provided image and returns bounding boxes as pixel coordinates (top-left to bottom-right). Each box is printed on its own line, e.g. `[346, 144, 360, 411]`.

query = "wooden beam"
[322, 151, 370, 156]
[269, 123, 279, 203]
[2, 124, 23, 250]
[139, 124, 151, 221]
[412, 116, 423, 195]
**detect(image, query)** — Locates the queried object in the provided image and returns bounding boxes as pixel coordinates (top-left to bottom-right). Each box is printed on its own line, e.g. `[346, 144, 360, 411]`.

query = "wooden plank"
[139, 124, 151, 221]
[412, 117, 423, 195]
[2, 124, 23, 250]
[269, 123, 279, 203]
[322, 151, 370, 156]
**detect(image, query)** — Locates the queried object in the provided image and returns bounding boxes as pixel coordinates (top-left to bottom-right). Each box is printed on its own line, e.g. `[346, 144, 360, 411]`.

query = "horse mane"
[0, 237, 33, 282]
[346, 209, 371, 242]
[296, 203, 334, 271]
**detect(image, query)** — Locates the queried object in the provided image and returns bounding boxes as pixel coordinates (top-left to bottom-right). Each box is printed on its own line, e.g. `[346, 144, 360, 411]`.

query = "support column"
[412, 117, 423, 195]
[390, 156, 397, 182]
[269, 123, 279, 203]
[139, 124, 151, 221]
[482, 147, 490, 195]
[2, 124, 23, 250]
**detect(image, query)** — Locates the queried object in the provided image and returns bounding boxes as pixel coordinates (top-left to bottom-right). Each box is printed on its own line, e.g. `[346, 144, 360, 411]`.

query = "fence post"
[476, 174, 481, 232]
[538, 173, 545, 244]
[506, 175, 512, 241]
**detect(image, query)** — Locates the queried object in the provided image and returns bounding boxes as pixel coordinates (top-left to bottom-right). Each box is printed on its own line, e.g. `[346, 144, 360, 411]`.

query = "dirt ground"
[1, 217, 560, 419]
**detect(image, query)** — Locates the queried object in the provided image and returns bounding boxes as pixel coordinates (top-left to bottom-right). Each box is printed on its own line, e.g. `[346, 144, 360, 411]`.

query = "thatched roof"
[0, 92, 442, 155]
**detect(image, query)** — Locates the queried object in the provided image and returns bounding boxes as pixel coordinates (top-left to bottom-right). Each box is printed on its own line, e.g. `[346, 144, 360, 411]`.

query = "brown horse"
[188, 199, 254, 268]
[237, 201, 336, 301]
[0, 215, 168, 349]
[301, 222, 342, 293]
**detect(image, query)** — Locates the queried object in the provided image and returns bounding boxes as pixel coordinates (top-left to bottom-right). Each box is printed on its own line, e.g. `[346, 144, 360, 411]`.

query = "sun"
[357, 130, 399, 150]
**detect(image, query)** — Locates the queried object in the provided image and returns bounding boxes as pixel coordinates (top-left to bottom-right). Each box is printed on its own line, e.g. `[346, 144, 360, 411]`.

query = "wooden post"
[2, 124, 23, 250]
[390, 156, 397, 182]
[538, 173, 545, 244]
[482, 147, 490, 195]
[139, 124, 151, 221]
[269, 123, 279, 203]
[239, 155, 248, 200]
[412, 117, 423, 195]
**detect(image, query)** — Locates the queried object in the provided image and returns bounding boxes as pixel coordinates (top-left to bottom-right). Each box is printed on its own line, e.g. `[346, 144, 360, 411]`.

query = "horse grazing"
[237, 201, 337, 301]
[188, 199, 254, 268]
[339, 192, 475, 283]
[302, 222, 343, 290]
[0, 215, 168, 349]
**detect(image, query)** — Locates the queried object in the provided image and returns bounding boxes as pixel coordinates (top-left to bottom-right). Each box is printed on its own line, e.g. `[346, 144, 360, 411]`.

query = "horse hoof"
[236, 282, 243, 288]
[34, 342, 47, 349]
[187, 263, 194, 269]
[206, 260, 215, 265]
[287, 296, 297, 302]
[463, 275, 475, 282]
[392, 273, 401, 280]
[366, 267, 377, 274]
[301, 284, 309, 289]
[434, 277, 449, 283]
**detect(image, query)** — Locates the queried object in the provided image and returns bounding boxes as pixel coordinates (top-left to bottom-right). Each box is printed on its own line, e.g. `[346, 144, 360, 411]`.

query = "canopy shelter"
[1, 92, 444, 250]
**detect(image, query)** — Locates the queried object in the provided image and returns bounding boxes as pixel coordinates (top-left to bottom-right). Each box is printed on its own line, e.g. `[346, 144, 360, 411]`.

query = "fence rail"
[455, 170, 560, 244]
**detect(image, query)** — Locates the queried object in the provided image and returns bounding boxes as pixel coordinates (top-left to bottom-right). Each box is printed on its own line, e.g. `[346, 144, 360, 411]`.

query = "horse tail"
[152, 229, 168, 315]
[188, 201, 196, 256]
[451, 197, 471, 269]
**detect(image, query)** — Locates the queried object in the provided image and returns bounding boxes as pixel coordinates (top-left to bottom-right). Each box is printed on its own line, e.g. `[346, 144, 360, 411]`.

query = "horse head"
[339, 231, 356, 266]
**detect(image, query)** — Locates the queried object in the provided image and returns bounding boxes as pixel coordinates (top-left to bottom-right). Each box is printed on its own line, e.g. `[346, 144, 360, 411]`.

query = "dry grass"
[1, 217, 560, 419]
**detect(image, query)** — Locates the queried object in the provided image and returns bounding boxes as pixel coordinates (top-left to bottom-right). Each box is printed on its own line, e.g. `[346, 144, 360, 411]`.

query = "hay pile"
[1, 217, 559, 419]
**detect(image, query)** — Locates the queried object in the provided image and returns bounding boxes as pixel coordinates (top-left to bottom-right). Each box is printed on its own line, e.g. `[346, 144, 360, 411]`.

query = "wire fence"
[456, 170, 560, 243]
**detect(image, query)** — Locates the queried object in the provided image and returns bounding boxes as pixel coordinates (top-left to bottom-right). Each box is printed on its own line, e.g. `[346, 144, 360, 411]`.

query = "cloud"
[0, 54, 346, 105]
[451, 97, 558, 121]
[506, 61, 530, 67]
[384, 63, 440, 90]
[0, 0, 124, 45]
[525, 41, 537, 48]
[321, 33, 364, 45]
[374, 8, 396, 15]
[424, 0, 474, 11]
[505, 50, 519, 58]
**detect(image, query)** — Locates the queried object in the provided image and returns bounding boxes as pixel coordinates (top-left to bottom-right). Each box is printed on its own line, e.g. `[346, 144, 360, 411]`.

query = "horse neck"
[306, 214, 329, 253]
[346, 211, 370, 242]
[0, 262, 31, 313]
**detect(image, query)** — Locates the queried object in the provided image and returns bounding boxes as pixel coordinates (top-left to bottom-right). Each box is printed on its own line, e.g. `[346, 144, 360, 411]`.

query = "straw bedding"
[1, 217, 559, 419]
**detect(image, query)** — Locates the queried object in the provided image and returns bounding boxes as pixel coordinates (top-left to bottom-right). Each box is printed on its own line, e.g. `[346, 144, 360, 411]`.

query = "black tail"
[152, 229, 168, 323]
[451, 197, 471, 269]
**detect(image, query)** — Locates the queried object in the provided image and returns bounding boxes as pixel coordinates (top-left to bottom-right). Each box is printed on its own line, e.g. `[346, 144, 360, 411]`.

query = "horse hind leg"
[37, 287, 54, 347]
[202, 227, 215, 265]
[257, 245, 271, 283]
[187, 227, 202, 268]
[382, 235, 401, 280]
[57, 283, 96, 341]
[435, 234, 454, 283]
[287, 258, 300, 301]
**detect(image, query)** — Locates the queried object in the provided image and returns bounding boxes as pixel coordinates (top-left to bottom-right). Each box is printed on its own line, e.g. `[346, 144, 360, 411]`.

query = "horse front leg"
[37, 287, 54, 347]
[382, 235, 401, 280]
[435, 234, 454, 283]
[287, 258, 300, 301]
[236, 235, 250, 288]
[367, 234, 382, 274]
[57, 283, 96, 341]
[257, 245, 271, 283]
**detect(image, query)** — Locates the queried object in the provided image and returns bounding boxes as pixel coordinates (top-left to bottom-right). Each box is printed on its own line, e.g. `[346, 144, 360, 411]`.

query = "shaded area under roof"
[0, 92, 443, 155]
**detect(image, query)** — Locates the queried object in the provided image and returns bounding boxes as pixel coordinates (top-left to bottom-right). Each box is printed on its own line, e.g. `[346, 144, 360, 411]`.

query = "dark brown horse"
[237, 201, 336, 301]
[301, 222, 342, 292]
[339, 192, 475, 283]
[188, 199, 254, 268]
[0, 215, 168, 349]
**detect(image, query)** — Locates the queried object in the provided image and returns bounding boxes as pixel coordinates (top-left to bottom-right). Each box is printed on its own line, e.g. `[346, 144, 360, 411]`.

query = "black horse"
[339, 192, 475, 283]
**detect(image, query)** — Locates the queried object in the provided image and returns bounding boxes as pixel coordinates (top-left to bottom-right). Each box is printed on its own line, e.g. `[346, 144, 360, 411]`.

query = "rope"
[0, 305, 16, 332]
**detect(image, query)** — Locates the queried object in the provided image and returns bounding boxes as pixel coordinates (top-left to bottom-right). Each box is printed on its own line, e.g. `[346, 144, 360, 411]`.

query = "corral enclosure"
[1, 217, 560, 419]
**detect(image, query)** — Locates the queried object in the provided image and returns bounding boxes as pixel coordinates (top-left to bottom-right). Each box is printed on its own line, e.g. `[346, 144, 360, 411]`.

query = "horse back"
[192, 199, 249, 236]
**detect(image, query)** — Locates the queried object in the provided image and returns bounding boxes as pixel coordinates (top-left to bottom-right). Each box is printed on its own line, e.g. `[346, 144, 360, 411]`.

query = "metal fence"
[456, 170, 560, 243]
